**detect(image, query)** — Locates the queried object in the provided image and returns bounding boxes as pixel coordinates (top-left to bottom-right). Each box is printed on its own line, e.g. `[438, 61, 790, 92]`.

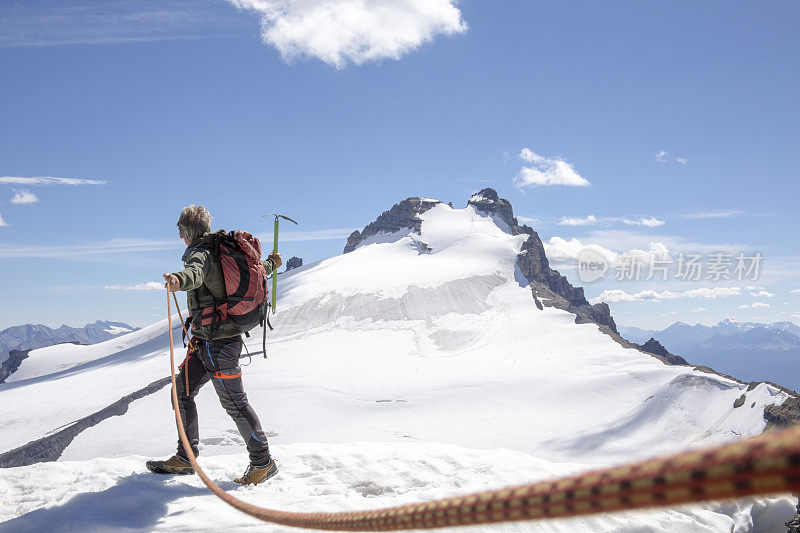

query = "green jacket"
[173, 230, 276, 340]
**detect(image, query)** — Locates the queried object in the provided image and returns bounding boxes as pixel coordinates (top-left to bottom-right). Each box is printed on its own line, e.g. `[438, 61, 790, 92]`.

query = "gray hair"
[177, 205, 212, 241]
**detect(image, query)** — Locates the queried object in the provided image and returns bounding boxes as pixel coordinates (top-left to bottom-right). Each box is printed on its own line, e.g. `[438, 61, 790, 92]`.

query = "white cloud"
[0, 1, 245, 48]
[790, 289, 800, 294]
[623, 217, 665, 228]
[10, 190, 38, 204]
[257, 227, 357, 243]
[739, 302, 771, 309]
[692, 307, 707, 312]
[543, 237, 617, 267]
[559, 215, 597, 226]
[0, 176, 106, 186]
[0, 238, 178, 258]
[543, 236, 672, 267]
[678, 210, 743, 219]
[228, 0, 467, 68]
[515, 149, 590, 188]
[104, 282, 164, 291]
[750, 290, 775, 298]
[0, 228, 354, 259]
[517, 216, 540, 226]
[0, 212, 7, 227]
[654, 151, 688, 165]
[590, 286, 743, 304]
[581, 229, 746, 256]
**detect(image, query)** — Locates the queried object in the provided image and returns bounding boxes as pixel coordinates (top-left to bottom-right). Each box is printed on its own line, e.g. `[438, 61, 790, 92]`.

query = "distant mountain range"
[0, 321, 137, 382]
[619, 319, 800, 392]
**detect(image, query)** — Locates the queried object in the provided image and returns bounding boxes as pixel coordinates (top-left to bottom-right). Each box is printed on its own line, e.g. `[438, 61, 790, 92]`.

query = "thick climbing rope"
[166, 289, 800, 530]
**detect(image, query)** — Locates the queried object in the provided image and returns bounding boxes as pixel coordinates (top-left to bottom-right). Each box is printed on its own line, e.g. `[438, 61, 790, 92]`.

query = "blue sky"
[0, 0, 798, 330]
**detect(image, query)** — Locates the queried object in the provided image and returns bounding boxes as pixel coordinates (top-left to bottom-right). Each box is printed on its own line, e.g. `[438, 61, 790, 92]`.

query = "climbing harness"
[166, 289, 800, 531]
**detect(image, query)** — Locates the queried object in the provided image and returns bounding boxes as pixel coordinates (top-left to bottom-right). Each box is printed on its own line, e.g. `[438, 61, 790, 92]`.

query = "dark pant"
[174, 336, 271, 466]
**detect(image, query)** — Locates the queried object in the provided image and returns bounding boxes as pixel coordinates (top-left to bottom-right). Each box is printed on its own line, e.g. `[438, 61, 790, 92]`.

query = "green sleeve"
[262, 258, 277, 276]
[173, 249, 212, 291]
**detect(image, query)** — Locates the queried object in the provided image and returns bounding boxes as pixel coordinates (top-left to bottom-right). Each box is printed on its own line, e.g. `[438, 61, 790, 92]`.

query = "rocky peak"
[466, 189, 617, 333]
[467, 188, 517, 229]
[344, 197, 441, 253]
[285, 256, 303, 271]
[636, 338, 688, 366]
[343, 189, 617, 334]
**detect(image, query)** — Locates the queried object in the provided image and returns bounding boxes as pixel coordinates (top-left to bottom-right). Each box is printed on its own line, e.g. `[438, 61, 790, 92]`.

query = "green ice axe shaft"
[263, 213, 298, 311]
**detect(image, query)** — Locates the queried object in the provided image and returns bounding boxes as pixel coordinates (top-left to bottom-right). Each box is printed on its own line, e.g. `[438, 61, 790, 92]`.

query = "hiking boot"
[146, 454, 194, 475]
[234, 459, 278, 485]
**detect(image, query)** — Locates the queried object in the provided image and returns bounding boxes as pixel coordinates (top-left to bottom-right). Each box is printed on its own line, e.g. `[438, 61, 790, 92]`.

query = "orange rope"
[171, 292, 192, 395]
[166, 289, 800, 530]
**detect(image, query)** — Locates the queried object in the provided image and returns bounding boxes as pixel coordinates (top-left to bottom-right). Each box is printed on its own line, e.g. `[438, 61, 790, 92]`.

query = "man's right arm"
[172, 248, 212, 291]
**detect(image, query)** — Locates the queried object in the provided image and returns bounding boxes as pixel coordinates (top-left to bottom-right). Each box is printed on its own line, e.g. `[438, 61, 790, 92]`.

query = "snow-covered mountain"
[620, 320, 800, 392]
[1, 190, 798, 532]
[0, 321, 137, 383]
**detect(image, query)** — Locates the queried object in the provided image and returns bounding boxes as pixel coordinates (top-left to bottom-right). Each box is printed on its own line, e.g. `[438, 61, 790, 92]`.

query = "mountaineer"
[146, 205, 281, 486]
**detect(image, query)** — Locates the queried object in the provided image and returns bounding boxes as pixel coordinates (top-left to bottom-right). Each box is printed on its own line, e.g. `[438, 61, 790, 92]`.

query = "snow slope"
[1, 202, 797, 531]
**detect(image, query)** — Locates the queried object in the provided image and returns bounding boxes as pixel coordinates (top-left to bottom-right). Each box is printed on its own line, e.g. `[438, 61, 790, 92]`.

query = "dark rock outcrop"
[467, 188, 618, 333]
[0, 349, 30, 383]
[344, 197, 441, 253]
[633, 338, 688, 366]
[286, 256, 303, 271]
[0, 377, 170, 468]
[764, 396, 800, 430]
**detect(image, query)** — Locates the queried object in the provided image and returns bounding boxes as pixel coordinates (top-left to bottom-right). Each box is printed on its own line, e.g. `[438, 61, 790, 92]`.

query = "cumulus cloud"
[790, 289, 800, 294]
[655, 151, 668, 163]
[0, 176, 106, 186]
[0, 212, 7, 227]
[750, 290, 775, 298]
[692, 307, 707, 312]
[543, 237, 616, 266]
[559, 215, 597, 226]
[590, 286, 743, 304]
[543, 236, 670, 270]
[675, 157, 688, 165]
[228, 0, 467, 68]
[10, 190, 38, 204]
[739, 302, 771, 309]
[104, 282, 164, 291]
[515, 148, 590, 188]
[623, 217, 665, 228]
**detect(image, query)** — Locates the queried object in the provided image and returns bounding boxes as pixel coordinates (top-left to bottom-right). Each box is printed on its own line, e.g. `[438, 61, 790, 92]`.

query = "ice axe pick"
[263, 213, 298, 312]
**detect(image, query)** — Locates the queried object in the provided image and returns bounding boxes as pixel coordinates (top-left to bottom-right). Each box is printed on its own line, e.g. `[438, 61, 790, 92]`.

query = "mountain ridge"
[0, 320, 137, 383]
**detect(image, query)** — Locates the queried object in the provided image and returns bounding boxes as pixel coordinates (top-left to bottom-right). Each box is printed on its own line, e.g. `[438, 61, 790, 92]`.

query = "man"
[146, 205, 281, 486]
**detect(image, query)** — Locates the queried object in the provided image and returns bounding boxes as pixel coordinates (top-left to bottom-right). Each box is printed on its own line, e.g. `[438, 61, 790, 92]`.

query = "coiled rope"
[166, 289, 800, 530]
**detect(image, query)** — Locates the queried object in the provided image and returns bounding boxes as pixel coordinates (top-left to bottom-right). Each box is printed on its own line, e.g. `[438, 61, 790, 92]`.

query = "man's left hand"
[269, 252, 282, 269]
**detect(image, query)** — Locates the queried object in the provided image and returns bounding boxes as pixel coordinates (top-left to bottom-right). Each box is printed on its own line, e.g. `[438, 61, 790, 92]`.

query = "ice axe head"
[263, 214, 299, 226]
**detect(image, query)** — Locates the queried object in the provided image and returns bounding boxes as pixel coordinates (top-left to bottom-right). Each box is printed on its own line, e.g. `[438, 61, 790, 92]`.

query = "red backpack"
[194, 231, 268, 335]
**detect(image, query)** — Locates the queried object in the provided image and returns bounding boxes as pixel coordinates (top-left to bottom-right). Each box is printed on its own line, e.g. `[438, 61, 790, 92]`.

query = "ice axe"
[262, 213, 298, 312]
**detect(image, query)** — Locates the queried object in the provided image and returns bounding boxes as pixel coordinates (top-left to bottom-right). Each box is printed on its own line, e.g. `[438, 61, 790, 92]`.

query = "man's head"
[177, 205, 212, 244]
